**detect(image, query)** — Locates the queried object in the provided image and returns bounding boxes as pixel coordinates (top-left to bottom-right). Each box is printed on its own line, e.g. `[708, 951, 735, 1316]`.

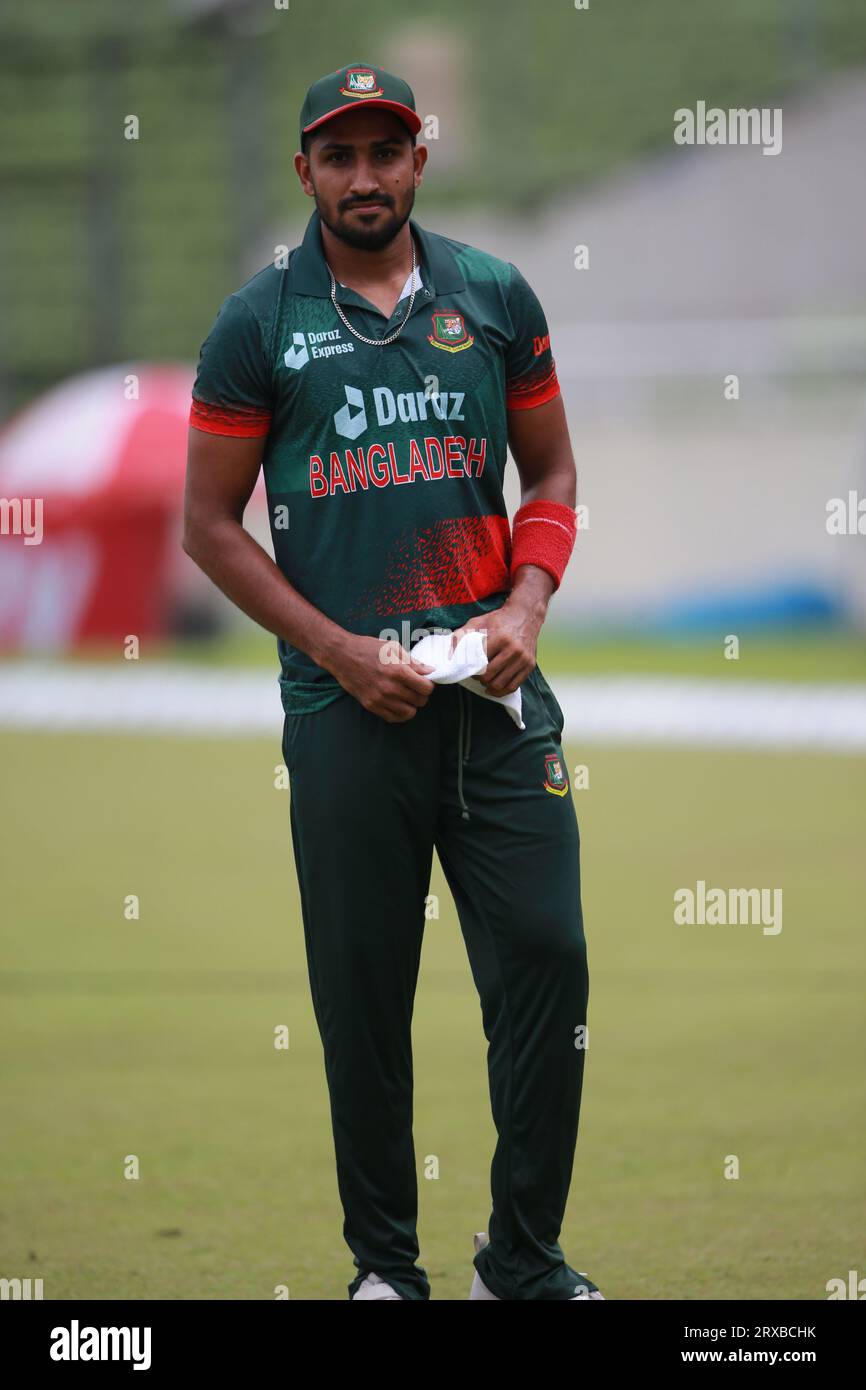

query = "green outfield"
[1, 725, 864, 1300]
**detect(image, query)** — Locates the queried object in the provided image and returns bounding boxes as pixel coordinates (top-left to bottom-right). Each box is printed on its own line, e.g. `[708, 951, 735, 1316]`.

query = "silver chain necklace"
[327, 235, 418, 347]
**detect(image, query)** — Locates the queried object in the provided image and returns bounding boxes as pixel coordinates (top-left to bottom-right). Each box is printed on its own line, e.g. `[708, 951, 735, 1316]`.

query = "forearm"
[507, 563, 555, 621]
[182, 517, 348, 672]
[507, 461, 573, 624]
[506, 401, 577, 624]
[516, 463, 576, 510]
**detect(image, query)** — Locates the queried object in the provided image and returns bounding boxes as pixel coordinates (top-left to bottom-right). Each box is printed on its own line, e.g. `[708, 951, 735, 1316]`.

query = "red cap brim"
[302, 100, 422, 137]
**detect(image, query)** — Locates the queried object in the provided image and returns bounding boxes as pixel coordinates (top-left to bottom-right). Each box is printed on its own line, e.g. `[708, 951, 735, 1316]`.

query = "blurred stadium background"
[1, 0, 864, 1300]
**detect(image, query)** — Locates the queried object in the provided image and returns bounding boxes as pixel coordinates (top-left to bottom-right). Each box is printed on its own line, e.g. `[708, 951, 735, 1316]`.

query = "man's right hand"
[326, 635, 436, 723]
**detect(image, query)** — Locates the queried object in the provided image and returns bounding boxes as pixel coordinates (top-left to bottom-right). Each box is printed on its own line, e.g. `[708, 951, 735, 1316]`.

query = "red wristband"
[509, 499, 577, 592]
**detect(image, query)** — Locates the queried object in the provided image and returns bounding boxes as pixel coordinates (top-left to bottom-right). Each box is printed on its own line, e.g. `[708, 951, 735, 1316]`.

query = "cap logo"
[340, 67, 384, 98]
[428, 312, 475, 353]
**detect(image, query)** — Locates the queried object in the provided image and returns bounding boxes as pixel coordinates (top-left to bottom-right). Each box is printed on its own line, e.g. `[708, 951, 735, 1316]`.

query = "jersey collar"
[290, 207, 465, 299]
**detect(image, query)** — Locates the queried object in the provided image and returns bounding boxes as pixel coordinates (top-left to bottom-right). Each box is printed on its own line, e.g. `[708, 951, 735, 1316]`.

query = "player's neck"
[320, 221, 415, 289]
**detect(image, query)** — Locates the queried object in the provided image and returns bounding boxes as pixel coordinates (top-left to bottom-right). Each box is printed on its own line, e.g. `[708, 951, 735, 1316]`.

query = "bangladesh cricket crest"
[340, 68, 384, 98]
[542, 753, 569, 796]
[428, 311, 475, 353]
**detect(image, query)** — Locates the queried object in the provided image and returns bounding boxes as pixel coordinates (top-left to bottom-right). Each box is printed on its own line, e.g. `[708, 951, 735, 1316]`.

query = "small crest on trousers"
[542, 753, 569, 796]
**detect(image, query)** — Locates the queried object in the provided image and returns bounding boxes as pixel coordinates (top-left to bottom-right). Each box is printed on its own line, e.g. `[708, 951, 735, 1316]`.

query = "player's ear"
[413, 143, 428, 182]
[294, 149, 314, 194]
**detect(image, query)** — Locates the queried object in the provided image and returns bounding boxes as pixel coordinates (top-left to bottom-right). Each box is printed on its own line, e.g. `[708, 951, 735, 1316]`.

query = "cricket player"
[183, 61, 602, 1301]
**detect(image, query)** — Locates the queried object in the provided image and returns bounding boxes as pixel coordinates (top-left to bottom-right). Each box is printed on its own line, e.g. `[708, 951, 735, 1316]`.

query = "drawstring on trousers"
[457, 685, 473, 821]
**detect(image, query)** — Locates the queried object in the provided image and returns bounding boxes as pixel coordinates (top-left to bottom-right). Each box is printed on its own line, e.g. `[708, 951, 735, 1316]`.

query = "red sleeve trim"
[189, 397, 272, 438]
[505, 362, 561, 411]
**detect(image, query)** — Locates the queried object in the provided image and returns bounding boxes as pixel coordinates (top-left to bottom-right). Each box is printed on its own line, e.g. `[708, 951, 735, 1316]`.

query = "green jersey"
[190, 208, 560, 714]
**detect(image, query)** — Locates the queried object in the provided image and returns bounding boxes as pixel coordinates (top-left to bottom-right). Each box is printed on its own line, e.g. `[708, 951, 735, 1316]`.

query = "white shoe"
[470, 1231, 605, 1300]
[470, 1232, 501, 1299]
[571, 1280, 605, 1300]
[352, 1272, 404, 1300]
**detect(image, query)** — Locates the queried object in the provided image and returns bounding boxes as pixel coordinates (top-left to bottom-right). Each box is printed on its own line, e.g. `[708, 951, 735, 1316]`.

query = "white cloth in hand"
[410, 630, 525, 730]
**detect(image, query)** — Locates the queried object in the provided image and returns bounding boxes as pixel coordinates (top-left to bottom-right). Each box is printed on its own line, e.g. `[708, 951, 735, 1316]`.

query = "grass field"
[2, 714, 864, 1300]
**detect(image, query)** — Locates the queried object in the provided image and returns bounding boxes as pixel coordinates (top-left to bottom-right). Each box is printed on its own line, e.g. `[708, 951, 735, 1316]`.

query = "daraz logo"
[333, 383, 466, 440]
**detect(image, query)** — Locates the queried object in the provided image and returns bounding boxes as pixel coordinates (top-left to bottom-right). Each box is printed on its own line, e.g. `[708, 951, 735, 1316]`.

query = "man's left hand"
[448, 598, 544, 697]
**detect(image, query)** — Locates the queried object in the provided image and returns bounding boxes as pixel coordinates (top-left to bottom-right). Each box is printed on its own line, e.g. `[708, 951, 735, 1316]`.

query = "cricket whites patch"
[340, 68, 384, 98]
[428, 311, 475, 353]
[542, 753, 569, 796]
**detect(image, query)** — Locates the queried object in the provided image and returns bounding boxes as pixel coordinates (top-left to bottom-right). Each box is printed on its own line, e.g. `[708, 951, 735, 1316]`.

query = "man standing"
[183, 61, 602, 1301]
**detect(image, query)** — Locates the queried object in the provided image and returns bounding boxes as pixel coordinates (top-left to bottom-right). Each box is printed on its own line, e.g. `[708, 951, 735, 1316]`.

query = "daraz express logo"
[334, 383, 466, 440]
[283, 329, 355, 371]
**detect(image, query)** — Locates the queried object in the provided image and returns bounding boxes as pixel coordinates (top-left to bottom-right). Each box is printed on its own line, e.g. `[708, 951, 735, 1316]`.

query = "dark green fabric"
[282, 667, 592, 1300]
[191, 208, 558, 715]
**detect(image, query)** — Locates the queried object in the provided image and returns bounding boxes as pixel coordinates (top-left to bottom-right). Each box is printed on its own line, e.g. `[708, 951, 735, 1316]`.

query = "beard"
[316, 189, 414, 251]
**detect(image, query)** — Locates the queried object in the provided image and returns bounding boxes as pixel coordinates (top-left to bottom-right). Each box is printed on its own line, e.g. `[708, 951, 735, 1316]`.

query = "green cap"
[299, 61, 422, 147]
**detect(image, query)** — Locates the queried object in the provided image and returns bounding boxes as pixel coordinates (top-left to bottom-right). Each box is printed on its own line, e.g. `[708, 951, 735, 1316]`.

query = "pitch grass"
[1, 730, 863, 1300]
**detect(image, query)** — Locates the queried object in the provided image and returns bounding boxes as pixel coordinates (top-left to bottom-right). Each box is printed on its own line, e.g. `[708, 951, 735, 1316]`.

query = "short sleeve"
[503, 264, 561, 411]
[189, 294, 273, 437]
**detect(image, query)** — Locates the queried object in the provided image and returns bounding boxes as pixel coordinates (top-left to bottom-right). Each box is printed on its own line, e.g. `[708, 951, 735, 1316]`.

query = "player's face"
[303, 109, 421, 251]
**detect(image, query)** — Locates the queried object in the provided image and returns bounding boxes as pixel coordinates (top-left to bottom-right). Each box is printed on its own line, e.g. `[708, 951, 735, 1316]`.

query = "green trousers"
[282, 663, 590, 1300]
